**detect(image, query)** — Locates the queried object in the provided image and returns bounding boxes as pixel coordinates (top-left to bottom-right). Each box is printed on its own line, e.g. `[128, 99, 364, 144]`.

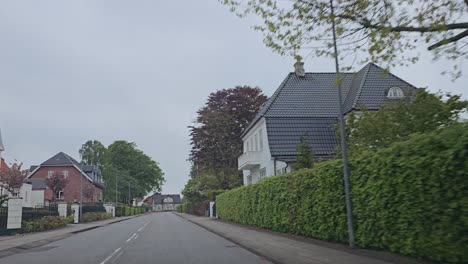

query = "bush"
[217, 123, 468, 263]
[82, 212, 112, 222]
[81, 203, 106, 214]
[22, 216, 68, 233]
[115, 205, 146, 217]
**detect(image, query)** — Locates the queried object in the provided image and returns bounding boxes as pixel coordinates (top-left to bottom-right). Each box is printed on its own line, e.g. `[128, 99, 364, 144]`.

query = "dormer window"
[387, 87, 405, 99]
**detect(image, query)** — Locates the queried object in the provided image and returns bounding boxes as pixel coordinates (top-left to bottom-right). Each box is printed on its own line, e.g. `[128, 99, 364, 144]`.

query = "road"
[1, 212, 270, 264]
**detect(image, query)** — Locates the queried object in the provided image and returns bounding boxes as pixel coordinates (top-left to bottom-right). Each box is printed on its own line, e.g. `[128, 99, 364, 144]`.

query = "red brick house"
[27, 152, 104, 204]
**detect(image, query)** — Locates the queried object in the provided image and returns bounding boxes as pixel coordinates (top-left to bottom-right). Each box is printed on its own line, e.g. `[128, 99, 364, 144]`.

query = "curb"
[175, 213, 281, 264]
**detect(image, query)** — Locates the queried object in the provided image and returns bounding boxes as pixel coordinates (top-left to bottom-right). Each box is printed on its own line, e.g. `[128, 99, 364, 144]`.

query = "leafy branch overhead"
[220, 0, 468, 78]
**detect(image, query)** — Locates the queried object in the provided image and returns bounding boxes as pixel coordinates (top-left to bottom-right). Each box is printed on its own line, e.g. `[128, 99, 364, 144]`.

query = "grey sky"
[0, 1, 466, 195]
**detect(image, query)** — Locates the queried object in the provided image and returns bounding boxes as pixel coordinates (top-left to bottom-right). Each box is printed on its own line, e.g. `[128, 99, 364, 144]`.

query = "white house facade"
[239, 62, 417, 186]
[239, 118, 291, 185]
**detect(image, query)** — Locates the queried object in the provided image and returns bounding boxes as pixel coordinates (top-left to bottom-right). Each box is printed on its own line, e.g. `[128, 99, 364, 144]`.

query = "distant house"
[148, 193, 181, 211]
[27, 152, 104, 205]
[239, 62, 417, 185]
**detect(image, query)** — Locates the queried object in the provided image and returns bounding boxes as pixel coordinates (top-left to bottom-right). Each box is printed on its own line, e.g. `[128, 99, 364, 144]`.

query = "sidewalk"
[0, 215, 138, 253]
[178, 213, 428, 264]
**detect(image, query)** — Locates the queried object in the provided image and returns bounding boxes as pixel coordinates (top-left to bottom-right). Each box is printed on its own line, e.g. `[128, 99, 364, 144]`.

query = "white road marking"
[126, 233, 137, 242]
[137, 222, 150, 232]
[99, 247, 121, 264]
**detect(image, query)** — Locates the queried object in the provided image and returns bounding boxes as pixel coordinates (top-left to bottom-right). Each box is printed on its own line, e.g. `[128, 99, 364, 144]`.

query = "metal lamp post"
[79, 163, 83, 221]
[329, 0, 355, 247]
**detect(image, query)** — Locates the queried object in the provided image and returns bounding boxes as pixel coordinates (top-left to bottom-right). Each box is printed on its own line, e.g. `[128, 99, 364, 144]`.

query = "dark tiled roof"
[267, 117, 338, 157]
[245, 63, 417, 159]
[352, 64, 417, 110]
[30, 178, 47, 189]
[29, 165, 38, 172]
[35, 152, 103, 187]
[152, 193, 182, 204]
[41, 152, 80, 166]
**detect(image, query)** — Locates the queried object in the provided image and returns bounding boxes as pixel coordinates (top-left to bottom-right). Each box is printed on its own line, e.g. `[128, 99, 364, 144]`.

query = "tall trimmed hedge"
[217, 123, 468, 263]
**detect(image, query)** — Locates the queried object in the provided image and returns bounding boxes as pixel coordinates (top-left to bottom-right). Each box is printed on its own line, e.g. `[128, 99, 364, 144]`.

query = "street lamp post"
[115, 174, 118, 205]
[79, 163, 83, 222]
[329, 0, 355, 247]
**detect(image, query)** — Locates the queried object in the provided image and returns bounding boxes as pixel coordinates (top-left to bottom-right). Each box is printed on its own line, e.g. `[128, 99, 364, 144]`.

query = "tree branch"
[337, 14, 468, 32]
[428, 29, 468, 50]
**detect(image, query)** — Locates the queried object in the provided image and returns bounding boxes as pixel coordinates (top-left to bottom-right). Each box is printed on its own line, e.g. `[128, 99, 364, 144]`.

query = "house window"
[47, 170, 54, 178]
[254, 134, 259, 151]
[259, 168, 266, 179]
[163, 197, 174, 203]
[387, 87, 405, 99]
[259, 129, 263, 150]
[247, 141, 250, 152]
[63, 170, 69, 178]
[56, 191, 64, 200]
[246, 175, 252, 185]
[243, 142, 247, 153]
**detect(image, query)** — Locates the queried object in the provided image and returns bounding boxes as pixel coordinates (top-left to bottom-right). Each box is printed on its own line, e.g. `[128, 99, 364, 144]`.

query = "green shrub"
[115, 205, 146, 217]
[82, 212, 112, 222]
[217, 123, 468, 263]
[22, 216, 68, 233]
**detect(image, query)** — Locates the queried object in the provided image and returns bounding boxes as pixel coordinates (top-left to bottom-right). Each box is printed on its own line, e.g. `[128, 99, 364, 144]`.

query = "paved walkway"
[178, 213, 427, 264]
[0, 215, 138, 252]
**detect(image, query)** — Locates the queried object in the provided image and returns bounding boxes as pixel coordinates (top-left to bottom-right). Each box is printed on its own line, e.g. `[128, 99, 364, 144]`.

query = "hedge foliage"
[217, 123, 468, 263]
[81, 203, 107, 214]
[176, 201, 210, 216]
[22, 216, 69, 233]
[115, 205, 146, 217]
[82, 212, 113, 222]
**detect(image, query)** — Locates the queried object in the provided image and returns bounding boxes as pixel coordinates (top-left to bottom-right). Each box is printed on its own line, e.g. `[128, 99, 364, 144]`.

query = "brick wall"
[29, 166, 104, 204]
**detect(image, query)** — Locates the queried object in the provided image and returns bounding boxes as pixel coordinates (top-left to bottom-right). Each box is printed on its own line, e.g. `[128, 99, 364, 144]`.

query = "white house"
[239, 62, 417, 185]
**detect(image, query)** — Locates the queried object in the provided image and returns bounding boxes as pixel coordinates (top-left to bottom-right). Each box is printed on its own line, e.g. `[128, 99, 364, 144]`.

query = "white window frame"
[387, 87, 405, 99]
[47, 170, 54, 178]
[56, 191, 64, 200]
[63, 170, 69, 178]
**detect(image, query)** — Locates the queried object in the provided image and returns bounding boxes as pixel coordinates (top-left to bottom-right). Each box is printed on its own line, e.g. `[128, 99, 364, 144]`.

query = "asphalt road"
[1, 212, 271, 264]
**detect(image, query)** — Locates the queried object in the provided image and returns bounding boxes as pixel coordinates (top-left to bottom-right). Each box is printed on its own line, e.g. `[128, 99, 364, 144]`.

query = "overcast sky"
[0, 1, 466, 195]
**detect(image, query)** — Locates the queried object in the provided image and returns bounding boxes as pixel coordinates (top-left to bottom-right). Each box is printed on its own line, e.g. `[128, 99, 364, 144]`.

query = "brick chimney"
[294, 58, 305, 77]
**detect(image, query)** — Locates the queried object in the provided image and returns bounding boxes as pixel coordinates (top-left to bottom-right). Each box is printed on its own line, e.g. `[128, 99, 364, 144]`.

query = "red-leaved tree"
[45, 172, 69, 202]
[188, 86, 268, 188]
[0, 163, 28, 196]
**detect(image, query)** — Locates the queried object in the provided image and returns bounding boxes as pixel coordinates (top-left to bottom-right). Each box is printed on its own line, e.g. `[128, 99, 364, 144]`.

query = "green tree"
[345, 90, 468, 154]
[294, 134, 314, 170]
[79, 140, 107, 166]
[181, 178, 206, 203]
[221, 0, 468, 78]
[107, 140, 165, 199]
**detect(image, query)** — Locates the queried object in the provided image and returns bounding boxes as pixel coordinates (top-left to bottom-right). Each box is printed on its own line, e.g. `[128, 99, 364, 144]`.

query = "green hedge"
[217, 123, 468, 263]
[22, 216, 69, 233]
[115, 205, 146, 217]
[82, 212, 113, 222]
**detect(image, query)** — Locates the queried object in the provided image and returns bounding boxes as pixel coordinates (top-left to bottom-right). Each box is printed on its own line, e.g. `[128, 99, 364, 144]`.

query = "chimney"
[294, 57, 305, 77]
